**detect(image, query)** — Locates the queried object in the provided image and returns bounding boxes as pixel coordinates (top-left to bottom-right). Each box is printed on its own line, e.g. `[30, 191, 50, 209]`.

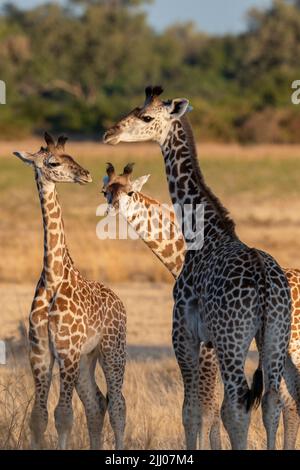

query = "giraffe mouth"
[103, 130, 120, 145]
[105, 204, 118, 216]
[76, 173, 93, 185]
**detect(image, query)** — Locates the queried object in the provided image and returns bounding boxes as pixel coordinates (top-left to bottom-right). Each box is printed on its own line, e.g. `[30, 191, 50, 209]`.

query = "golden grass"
[2, 141, 300, 284]
[1, 283, 299, 450]
[2, 139, 300, 160]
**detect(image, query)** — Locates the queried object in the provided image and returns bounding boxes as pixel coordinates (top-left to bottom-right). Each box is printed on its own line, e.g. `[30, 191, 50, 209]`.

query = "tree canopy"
[0, 0, 299, 142]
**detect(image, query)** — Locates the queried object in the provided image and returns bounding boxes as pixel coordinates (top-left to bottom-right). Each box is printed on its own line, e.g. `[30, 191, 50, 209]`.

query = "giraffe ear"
[106, 162, 115, 179]
[167, 98, 191, 118]
[12, 150, 35, 165]
[130, 174, 150, 192]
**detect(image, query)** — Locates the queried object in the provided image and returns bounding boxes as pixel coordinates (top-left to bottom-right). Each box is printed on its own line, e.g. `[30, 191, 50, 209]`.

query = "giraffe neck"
[122, 191, 186, 278]
[160, 115, 237, 254]
[35, 171, 72, 288]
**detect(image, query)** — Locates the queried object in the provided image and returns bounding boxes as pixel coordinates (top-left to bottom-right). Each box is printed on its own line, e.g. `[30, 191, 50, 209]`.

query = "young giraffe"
[102, 163, 222, 450]
[103, 86, 292, 450]
[102, 165, 300, 449]
[13, 133, 127, 450]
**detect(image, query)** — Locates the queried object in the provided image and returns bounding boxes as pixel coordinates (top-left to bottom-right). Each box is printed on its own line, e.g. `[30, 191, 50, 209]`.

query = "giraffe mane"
[180, 114, 236, 236]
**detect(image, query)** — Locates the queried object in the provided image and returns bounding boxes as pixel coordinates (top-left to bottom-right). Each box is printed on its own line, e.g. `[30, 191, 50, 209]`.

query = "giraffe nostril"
[105, 129, 115, 138]
[75, 169, 92, 184]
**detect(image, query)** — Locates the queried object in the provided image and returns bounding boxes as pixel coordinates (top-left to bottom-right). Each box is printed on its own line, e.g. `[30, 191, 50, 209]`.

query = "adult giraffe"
[103, 87, 292, 450]
[13, 134, 127, 450]
[102, 164, 300, 449]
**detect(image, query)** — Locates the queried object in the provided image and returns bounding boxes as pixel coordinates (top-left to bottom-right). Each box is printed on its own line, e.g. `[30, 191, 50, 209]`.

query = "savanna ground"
[1, 140, 300, 449]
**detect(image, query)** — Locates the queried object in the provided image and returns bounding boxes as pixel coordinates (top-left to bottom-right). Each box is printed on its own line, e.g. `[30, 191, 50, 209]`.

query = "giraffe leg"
[172, 305, 200, 450]
[54, 359, 79, 450]
[27, 286, 54, 449]
[261, 388, 283, 450]
[75, 350, 107, 449]
[260, 333, 289, 449]
[282, 403, 300, 450]
[253, 331, 279, 450]
[198, 345, 222, 450]
[209, 415, 222, 450]
[277, 359, 300, 450]
[220, 377, 251, 450]
[29, 344, 54, 449]
[99, 336, 126, 450]
[215, 334, 254, 450]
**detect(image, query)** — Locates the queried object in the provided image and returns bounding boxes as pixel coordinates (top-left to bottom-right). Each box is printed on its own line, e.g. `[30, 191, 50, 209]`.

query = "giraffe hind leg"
[220, 374, 251, 450]
[99, 338, 126, 450]
[260, 314, 290, 448]
[215, 329, 255, 450]
[75, 350, 107, 449]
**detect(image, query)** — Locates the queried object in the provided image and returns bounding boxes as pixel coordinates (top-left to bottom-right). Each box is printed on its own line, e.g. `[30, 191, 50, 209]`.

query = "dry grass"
[1, 141, 300, 449]
[1, 283, 299, 450]
[2, 141, 300, 284]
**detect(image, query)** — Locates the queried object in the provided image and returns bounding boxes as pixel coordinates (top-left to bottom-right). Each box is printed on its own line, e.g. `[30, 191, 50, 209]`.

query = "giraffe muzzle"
[76, 171, 92, 185]
[103, 128, 120, 145]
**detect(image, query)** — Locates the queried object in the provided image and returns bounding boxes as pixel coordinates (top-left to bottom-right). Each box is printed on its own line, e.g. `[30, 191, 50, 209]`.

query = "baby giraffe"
[13, 133, 127, 450]
[102, 163, 222, 449]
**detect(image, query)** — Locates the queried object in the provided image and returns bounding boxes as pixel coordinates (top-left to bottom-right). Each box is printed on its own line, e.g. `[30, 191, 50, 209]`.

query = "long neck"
[36, 172, 71, 288]
[123, 192, 186, 279]
[160, 115, 237, 255]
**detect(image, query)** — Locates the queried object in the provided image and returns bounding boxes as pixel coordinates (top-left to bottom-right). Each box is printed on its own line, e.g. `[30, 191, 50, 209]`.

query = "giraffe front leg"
[172, 305, 200, 450]
[280, 356, 300, 449]
[209, 414, 222, 450]
[283, 402, 300, 450]
[76, 350, 108, 449]
[29, 340, 54, 449]
[28, 295, 54, 450]
[198, 344, 222, 450]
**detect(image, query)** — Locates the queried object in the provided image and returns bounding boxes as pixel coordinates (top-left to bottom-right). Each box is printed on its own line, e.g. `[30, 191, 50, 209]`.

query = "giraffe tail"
[245, 248, 266, 412]
[246, 367, 263, 412]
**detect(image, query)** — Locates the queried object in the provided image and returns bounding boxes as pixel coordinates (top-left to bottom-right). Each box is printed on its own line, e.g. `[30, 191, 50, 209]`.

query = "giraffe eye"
[48, 161, 61, 168]
[141, 115, 154, 123]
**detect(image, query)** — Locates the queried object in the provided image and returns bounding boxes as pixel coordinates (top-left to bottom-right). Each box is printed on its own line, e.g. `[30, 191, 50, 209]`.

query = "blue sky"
[9, 0, 273, 34]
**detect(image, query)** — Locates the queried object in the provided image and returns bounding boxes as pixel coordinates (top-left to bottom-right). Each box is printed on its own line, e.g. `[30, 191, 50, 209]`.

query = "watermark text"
[0, 80, 6, 104]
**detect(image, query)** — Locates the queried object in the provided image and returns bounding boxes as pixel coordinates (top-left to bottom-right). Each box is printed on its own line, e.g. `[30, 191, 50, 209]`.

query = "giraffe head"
[103, 86, 192, 146]
[102, 162, 150, 214]
[13, 132, 92, 185]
